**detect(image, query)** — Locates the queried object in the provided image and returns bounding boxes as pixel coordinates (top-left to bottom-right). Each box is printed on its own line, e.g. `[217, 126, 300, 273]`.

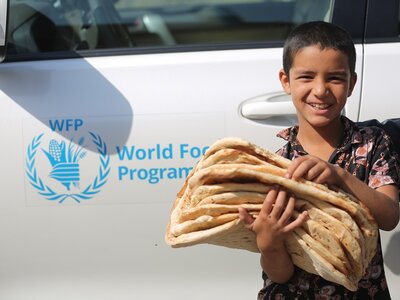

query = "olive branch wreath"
[26, 132, 110, 203]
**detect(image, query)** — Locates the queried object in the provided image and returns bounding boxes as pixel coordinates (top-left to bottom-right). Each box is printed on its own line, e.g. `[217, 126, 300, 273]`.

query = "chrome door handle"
[241, 93, 296, 120]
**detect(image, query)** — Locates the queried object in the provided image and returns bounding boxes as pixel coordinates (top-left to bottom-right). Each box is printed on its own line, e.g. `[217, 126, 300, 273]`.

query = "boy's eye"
[328, 72, 348, 82]
[329, 76, 346, 82]
[297, 75, 313, 80]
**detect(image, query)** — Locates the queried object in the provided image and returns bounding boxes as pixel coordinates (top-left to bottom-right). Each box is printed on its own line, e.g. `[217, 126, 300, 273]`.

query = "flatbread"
[295, 199, 365, 280]
[167, 219, 259, 253]
[190, 183, 271, 206]
[176, 203, 263, 223]
[196, 148, 272, 171]
[197, 191, 267, 206]
[295, 213, 350, 276]
[186, 164, 358, 214]
[286, 232, 358, 291]
[200, 137, 291, 169]
[166, 137, 379, 291]
[294, 227, 350, 277]
[171, 213, 239, 236]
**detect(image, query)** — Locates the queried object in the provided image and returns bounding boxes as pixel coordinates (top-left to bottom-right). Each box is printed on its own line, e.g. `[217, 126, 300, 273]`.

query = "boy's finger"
[269, 189, 288, 219]
[286, 156, 307, 179]
[291, 159, 316, 181]
[303, 164, 323, 181]
[238, 207, 255, 228]
[283, 211, 309, 233]
[279, 195, 295, 226]
[260, 185, 279, 215]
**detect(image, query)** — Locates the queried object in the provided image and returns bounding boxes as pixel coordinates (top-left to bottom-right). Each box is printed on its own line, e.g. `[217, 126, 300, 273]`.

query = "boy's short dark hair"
[283, 21, 356, 76]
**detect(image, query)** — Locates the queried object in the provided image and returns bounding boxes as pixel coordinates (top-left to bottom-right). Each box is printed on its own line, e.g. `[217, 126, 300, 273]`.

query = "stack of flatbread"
[165, 137, 378, 291]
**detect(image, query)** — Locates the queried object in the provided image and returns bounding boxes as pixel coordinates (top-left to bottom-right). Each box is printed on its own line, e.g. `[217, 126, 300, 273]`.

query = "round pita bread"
[165, 137, 378, 291]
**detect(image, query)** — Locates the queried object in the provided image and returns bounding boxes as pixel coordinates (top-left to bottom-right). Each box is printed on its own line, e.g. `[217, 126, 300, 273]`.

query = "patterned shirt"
[258, 116, 400, 300]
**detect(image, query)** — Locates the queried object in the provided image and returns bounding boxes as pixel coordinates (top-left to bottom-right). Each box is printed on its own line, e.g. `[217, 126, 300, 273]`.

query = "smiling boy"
[239, 21, 400, 299]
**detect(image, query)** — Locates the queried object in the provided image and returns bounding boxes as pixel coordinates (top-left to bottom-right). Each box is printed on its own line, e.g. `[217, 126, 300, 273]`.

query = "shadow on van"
[384, 231, 400, 275]
[0, 57, 133, 154]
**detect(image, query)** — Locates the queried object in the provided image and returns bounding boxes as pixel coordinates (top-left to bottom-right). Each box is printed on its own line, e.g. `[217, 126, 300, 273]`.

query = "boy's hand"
[238, 186, 308, 254]
[286, 155, 342, 186]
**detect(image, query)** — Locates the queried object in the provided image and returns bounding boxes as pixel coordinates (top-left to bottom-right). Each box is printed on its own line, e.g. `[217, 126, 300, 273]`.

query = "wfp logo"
[26, 132, 110, 203]
[44, 138, 86, 190]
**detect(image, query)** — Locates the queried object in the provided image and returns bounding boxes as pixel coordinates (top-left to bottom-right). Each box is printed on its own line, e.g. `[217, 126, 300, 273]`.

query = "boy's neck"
[296, 117, 344, 160]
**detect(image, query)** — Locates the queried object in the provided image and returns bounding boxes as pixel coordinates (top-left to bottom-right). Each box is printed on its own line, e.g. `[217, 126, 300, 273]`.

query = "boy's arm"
[286, 155, 399, 231]
[335, 168, 399, 231]
[259, 244, 294, 284]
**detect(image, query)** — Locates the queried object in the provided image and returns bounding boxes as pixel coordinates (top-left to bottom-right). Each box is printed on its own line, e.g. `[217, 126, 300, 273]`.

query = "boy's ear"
[347, 72, 357, 97]
[279, 69, 291, 94]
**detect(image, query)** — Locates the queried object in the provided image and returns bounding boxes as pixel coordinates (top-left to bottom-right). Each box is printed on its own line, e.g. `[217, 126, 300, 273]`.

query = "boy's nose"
[313, 80, 329, 98]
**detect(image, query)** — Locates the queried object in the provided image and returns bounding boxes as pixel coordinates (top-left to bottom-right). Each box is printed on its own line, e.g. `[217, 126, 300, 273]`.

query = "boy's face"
[279, 45, 357, 129]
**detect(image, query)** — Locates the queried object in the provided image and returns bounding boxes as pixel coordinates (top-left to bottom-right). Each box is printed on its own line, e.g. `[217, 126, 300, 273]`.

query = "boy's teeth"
[310, 103, 329, 109]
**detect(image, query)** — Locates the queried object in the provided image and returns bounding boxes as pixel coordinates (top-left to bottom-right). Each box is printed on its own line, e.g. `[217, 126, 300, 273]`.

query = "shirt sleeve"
[368, 129, 400, 190]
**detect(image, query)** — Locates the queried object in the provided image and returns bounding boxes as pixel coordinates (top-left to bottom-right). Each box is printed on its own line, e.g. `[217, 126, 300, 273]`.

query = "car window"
[363, 0, 399, 42]
[7, 0, 334, 56]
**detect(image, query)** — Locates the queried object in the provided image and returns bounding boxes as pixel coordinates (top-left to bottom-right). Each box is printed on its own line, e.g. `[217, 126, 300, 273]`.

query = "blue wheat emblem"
[26, 132, 110, 203]
[42, 138, 87, 190]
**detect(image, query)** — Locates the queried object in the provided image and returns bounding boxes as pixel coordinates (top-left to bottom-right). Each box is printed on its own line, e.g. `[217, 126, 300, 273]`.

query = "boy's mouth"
[307, 102, 331, 110]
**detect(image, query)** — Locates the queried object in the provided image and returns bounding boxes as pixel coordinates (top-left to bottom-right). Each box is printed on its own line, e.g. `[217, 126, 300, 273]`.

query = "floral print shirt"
[258, 117, 400, 300]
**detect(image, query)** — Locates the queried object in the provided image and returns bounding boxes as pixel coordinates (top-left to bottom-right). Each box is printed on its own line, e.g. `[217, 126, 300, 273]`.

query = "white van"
[0, 0, 399, 299]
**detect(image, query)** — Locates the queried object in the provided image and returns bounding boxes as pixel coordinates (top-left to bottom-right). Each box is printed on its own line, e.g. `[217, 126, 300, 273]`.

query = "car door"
[360, 1, 400, 299]
[0, 0, 367, 299]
